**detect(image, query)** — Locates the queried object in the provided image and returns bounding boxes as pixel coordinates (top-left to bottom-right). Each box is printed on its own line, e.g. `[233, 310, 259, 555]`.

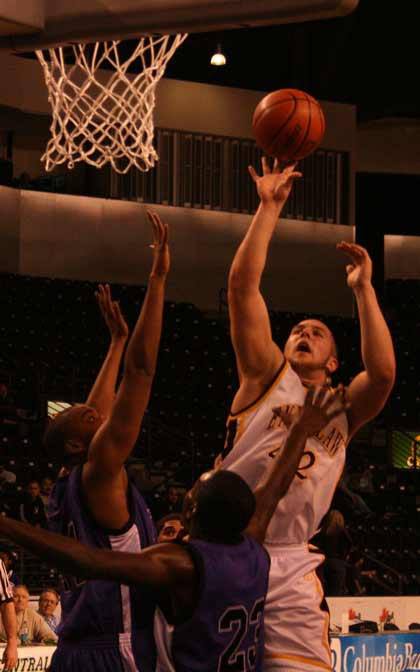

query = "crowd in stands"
[0, 273, 419, 619]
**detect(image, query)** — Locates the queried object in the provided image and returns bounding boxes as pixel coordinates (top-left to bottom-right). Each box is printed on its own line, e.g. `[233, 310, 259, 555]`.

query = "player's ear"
[326, 356, 339, 375]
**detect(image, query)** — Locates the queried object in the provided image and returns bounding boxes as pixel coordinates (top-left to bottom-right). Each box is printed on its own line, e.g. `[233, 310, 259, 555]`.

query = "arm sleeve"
[0, 560, 13, 604]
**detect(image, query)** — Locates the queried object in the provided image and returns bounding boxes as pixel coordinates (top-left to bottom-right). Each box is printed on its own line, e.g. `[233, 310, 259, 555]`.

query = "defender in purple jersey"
[0, 387, 347, 672]
[41, 210, 170, 672]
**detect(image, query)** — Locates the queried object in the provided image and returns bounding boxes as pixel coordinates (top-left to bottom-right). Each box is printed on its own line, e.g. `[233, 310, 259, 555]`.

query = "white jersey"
[222, 360, 348, 544]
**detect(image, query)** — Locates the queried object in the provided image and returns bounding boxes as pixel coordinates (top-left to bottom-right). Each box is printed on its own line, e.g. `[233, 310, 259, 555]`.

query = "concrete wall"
[385, 235, 420, 279]
[357, 118, 420, 175]
[0, 185, 355, 315]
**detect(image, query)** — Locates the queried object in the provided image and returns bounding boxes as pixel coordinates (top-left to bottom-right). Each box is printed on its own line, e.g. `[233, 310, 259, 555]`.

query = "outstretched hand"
[248, 157, 302, 206]
[336, 242, 372, 290]
[148, 210, 170, 278]
[95, 284, 129, 343]
[295, 385, 349, 437]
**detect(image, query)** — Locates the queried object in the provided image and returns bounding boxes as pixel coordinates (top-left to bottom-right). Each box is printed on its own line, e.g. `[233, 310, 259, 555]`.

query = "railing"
[6, 128, 349, 224]
[110, 129, 348, 223]
[359, 551, 405, 595]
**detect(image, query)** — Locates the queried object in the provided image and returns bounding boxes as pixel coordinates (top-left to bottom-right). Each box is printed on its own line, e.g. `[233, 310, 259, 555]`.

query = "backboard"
[0, 0, 359, 50]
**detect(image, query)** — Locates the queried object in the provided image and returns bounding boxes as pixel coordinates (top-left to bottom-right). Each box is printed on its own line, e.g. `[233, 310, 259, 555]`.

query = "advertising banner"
[0, 644, 56, 671]
[331, 632, 420, 672]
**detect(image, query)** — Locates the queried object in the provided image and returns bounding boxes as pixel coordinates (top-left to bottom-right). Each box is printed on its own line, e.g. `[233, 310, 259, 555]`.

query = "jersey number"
[268, 446, 316, 480]
[217, 598, 265, 672]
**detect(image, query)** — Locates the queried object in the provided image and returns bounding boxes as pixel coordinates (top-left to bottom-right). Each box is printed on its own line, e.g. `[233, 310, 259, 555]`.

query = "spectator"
[0, 559, 18, 670]
[317, 510, 352, 596]
[358, 465, 375, 495]
[38, 589, 60, 633]
[19, 481, 47, 528]
[346, 549, 377, 596]
[0, 585, 57, 644]
[0, 464, 16, 488]
[157, 514, 185, 543]
[338, 472, 372, 517]
[156, 486, 183, 519]
[0, 549, 20, 587]
[40, 477, 55, 507]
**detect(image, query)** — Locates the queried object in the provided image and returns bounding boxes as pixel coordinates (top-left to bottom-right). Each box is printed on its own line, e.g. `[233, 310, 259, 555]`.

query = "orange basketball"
[252, 89, 325, 161]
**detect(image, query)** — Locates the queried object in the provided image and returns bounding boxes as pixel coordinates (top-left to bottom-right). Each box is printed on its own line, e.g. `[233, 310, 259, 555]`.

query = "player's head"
[157, 514, 185, 543]
[43, 405, 104, 467]
[183, 470, 256, 544]
[284, 319, 338, 382]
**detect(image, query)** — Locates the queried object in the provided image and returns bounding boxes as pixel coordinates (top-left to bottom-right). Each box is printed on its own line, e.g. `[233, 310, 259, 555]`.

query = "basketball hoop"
[36, 34, 188, 174]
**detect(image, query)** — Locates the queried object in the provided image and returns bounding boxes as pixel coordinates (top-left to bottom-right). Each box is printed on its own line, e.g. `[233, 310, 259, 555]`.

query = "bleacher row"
[0, 273, 419, 594]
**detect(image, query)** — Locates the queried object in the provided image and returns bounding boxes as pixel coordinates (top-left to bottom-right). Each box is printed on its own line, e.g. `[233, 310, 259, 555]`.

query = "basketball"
[252, 89, 325, 162]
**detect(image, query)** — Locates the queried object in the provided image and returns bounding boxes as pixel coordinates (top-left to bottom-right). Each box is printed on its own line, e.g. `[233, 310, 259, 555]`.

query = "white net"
[36, 34, 188, 174]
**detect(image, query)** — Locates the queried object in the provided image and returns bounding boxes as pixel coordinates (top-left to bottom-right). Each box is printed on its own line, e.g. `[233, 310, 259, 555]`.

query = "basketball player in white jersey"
[221, 158, 396, 672]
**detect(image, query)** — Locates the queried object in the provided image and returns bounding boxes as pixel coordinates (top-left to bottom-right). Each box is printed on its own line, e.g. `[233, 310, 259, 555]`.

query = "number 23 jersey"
[222, 360, 348, 545]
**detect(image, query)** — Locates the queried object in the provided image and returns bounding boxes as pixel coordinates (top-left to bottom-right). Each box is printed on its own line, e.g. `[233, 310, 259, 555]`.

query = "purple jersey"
[48, 465, 157, 672]
[154, 535, 270, 671]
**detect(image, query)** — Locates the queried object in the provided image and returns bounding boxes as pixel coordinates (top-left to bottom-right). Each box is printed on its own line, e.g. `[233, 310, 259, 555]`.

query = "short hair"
[13, 584, 30, 596]
[43, 408, 78, 464]
[195, 471, 256, 543]
[156, 513, 183, 533]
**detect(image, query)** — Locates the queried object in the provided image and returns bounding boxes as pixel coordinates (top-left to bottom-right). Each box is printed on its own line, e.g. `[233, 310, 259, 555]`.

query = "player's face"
[182, 470, 215, 533]
[284, 320, 337, 375]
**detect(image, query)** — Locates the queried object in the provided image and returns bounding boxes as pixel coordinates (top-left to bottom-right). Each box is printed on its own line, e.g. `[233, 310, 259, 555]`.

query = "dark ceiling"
[164, 0, 419, 123]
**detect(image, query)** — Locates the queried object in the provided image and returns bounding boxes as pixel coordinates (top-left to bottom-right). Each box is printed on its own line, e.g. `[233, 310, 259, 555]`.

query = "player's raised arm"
[246, 387, 348, 543]
[84, 210, 169, 478]
[228, 159, 301, 392]
[0, 515, 193, 592]
[336, 242, 396, 438]
[85, 284, 129, 417]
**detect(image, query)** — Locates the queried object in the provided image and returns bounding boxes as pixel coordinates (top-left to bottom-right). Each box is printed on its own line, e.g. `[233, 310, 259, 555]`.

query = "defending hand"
[95, 284, 129, 343]
[295, 385, 349, 437]
[148, 210, 170, 278]
[336, 242, 373, 290]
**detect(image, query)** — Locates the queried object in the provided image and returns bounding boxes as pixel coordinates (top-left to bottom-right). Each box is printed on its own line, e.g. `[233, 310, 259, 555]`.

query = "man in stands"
[19, 480, 47, 528]
[0, 386, 347, 672]
[40, 476, 55, 507]
[0, 585, 57, 644]
[38, 588, 60, 633]
[41, 210, 169, 671]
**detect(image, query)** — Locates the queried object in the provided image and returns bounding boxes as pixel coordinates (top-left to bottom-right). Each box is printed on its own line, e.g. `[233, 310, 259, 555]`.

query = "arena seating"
[0, 273, 419, 594]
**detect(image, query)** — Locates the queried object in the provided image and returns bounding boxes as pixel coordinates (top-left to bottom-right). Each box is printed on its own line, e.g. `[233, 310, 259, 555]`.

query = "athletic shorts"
[263, 543, 332, 672]
[50, 633, 136, 672]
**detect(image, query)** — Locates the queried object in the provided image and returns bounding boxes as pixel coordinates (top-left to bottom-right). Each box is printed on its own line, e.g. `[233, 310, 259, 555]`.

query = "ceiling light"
[211, 44, 226, 66]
